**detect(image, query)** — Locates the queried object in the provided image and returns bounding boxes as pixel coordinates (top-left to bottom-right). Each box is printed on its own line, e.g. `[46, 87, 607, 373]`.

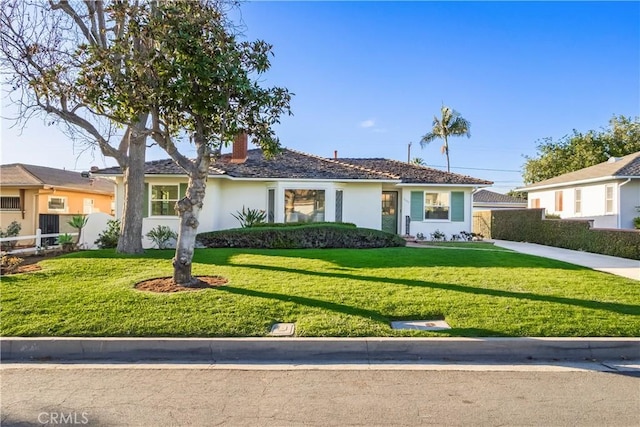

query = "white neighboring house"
[95, 136, 492, 248]
[519, 151, 640, 229]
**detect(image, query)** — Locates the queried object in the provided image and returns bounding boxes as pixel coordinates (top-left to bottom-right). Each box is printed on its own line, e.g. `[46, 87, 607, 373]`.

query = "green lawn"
[1, 247, 638, 337]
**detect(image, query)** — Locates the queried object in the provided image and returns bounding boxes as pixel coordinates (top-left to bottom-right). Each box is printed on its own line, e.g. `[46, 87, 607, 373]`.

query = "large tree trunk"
[117, 116, 148, 254]
[173, 166, 209, 286]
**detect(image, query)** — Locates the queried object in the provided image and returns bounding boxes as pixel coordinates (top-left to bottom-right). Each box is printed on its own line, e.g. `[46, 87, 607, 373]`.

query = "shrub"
[95, 219, 121, 249]
[430, 230, 446, 242]
[634, 217, 640, 230]
[67, 215, 88, 245]
[231, 206, 266, 228]
[196, 224, 406, 249]
[146, 225, 178, 249]
[0, 254, 23, 275]
[491, 209, 640, 260]
[0, 221, 21, 251]
[252, 221, 357, 228]
[57, 233, 76, 252]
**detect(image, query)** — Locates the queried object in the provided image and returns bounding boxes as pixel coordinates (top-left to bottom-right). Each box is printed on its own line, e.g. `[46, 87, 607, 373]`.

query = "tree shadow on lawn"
[221, 262, 639, 316]
[64, 247, 590, 271]
[217, 285, 512, 337]
[57, 248, 638, 315]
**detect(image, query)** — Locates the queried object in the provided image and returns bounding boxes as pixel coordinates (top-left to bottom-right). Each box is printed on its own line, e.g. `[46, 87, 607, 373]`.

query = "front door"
[381, 191, 398, 234]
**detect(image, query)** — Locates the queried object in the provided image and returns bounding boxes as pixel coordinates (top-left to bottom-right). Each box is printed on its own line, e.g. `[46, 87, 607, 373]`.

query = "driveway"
[492, 240, 639, 281]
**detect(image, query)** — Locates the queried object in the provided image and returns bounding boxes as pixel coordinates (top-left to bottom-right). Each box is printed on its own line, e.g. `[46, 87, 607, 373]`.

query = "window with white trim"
[574, 189, 581, 214]
[151, 185, 179, 216]
[554, 191, 563, 212]
[0, 196, 20, 210]
[48, 196, 67, 212]
[284, 189, 325, 223]
[605, 185, 614, 214]
[424, 192, 450, 220]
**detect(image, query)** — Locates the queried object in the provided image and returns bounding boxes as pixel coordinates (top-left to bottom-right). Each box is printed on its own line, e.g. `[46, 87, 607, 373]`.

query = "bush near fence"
[490, 209, 640, 260]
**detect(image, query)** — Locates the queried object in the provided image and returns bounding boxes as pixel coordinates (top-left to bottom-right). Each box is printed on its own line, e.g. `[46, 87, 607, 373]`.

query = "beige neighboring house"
[0, 163, 115, 239]
[519, 152, 640, 229]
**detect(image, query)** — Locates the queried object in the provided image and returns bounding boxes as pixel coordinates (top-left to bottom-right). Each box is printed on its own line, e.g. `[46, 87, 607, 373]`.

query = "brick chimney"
[230, 133, 248, 164]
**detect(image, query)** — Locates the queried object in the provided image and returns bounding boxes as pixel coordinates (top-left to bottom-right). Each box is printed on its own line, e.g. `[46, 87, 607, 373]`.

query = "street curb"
[2, 337, 639, 363]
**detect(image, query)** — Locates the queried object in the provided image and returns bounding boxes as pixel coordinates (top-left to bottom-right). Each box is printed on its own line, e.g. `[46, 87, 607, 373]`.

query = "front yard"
[1, 245, 638, 337]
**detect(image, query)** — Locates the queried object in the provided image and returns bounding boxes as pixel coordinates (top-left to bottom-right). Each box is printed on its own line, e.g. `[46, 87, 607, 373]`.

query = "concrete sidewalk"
[491, 240, 639, 281]
[2, 337, 638, 363]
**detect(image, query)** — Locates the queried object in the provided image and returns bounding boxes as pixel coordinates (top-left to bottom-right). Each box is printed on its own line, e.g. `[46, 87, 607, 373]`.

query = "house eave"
[520, 175, 638, 192]
[220, 176, 401, 184]
[397, 182, 492, 188]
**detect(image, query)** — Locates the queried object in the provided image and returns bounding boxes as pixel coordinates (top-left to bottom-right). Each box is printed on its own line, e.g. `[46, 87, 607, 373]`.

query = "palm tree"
[420, 105, 471, 172]
[411, 157, 426, 166]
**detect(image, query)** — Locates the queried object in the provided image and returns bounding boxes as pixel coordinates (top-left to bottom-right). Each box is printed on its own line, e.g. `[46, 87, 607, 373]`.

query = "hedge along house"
[519, 151, 640, 230]
[96, 136, 492, 248]
[0, 163, 115, 239]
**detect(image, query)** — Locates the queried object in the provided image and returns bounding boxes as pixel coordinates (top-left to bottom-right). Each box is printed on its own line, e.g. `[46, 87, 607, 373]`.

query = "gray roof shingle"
[1, 163, 114, 194]
[338, 158, 492, 185]
[473, 189, 527, 204]
[96, 148, 493, 185]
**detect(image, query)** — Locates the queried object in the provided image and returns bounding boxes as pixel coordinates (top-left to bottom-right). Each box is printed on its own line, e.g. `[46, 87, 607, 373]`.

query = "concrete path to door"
[491, 240, 639, 281]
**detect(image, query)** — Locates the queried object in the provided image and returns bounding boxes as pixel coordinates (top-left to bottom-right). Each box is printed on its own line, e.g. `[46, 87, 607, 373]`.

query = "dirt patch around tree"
[135, 276, 228, 293]
[1, 252, 65, 275]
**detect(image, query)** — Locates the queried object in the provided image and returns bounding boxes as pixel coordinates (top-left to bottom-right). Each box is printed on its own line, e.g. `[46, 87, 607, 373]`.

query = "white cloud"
[359, 119, 375, 128]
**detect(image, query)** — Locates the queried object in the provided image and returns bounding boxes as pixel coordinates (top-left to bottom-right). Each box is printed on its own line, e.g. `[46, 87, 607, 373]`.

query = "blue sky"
[2, 1, 639, 192]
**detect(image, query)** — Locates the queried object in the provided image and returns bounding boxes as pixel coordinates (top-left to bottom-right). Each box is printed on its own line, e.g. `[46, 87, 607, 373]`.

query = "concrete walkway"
[491, 240, 639, 281]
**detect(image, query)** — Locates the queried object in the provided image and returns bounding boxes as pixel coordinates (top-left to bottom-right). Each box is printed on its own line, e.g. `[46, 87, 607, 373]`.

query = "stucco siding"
[400, 187, 473, 239]
[341, 182, 383, 229]
[36, 189, 112, 215]
[0, 188, 38, 236]
[217, 180, 270, 230]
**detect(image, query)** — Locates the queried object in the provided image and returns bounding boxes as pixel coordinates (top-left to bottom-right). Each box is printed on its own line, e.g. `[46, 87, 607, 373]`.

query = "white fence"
[0, 230, 78, 255]
[0, 213, 115, 255]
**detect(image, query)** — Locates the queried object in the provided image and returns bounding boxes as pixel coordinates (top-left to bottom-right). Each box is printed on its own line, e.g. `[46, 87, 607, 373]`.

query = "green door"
[381, 191, 398, 234]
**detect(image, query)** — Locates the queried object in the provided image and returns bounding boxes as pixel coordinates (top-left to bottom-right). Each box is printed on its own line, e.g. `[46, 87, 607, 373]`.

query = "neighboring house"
[0, 163, 115, 238]
[96, 136, 492, 247]
[472, 189, 527, 211]
[519, 151, 640, 229]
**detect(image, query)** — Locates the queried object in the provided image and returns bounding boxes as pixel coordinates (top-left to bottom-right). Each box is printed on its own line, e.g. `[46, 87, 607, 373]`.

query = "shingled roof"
[473, 189, 527, 205]
[521, 151, 640, 190]
[96, 148, 493, 186]
[337, 158, 492, 185]
[1, 163, 114, 194]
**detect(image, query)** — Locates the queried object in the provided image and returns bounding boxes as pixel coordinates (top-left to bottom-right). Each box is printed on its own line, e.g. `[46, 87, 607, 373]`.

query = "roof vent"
[607, 157, 621, 163]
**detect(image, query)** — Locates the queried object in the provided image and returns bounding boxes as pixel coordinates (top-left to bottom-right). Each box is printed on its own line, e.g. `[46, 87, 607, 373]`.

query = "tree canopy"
[420, 105, 471, 173]
[0, 0, 154, 253]
[79, 0, 292, 286]
[522, 115, 640, 184]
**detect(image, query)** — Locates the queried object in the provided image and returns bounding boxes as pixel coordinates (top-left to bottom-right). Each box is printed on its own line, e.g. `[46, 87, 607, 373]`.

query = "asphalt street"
[2, 364, 639, 426]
